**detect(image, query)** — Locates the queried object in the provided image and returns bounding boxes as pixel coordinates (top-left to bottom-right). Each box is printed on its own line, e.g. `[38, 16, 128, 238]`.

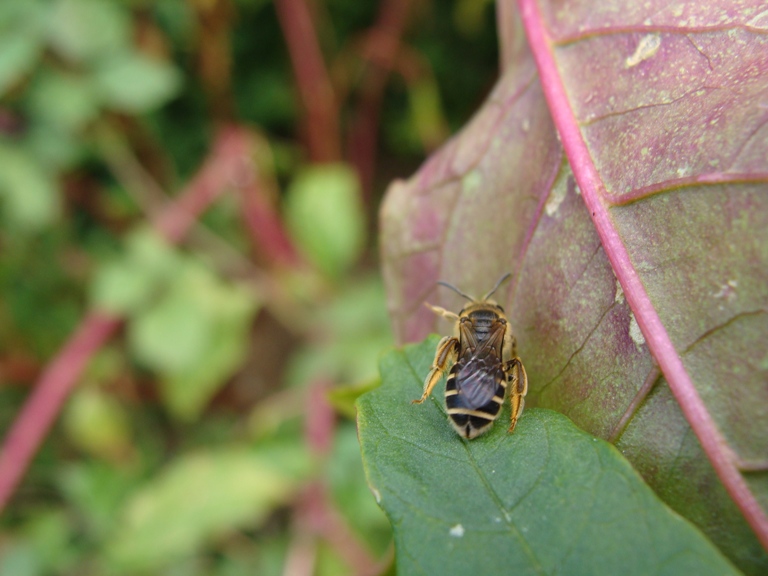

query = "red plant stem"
[240, 181, 302, 267]
[274, 0, 340, 162]
[0, 126, 254, 514]
[517, 0, 768, 550]
[299, 482, 381, 576]
[298, 382, 382, 575]
[347, 0, 411, 198]
[154, 126, 253, 243]
[305, 380, 335, 455]
[0, 313, 121, 512]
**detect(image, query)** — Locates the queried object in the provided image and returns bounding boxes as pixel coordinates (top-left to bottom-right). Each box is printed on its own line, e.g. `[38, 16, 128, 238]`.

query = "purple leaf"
[380, 1, 768, 572]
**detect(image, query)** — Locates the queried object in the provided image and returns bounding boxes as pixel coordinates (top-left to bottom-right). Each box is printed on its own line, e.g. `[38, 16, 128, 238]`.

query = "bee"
[412, 273, 528, 439]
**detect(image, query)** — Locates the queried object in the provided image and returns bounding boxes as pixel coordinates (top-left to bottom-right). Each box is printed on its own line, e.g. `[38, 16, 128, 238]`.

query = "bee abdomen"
[445, 372, 505, 439]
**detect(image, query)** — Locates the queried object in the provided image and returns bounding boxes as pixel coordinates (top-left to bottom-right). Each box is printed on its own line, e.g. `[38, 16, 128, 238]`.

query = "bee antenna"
[436, 281, 474, 302]
[482, 272, 512, 301]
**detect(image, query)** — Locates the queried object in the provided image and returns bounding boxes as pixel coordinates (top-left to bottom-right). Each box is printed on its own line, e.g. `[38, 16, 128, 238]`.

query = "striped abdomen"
[445, 348, 506, 439]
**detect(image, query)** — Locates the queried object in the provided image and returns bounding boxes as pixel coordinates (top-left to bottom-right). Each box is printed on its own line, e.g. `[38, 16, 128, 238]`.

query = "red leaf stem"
[0, 314, 121, 512]
[274, 0, 341, 162]
[240, 181, 302, 267]
[304, 380, 335, 455]
[154, 126, 253, 242]
[517, 0, 768, 549]
[0, 126, 254, 514]
[297, 482, 383, 576]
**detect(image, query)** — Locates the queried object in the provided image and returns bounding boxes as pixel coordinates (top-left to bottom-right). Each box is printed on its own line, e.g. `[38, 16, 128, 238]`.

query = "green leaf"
[357, 338, 741, 576]
[90, 227, 181, 314]
[407, 78, 448, 150]
[326, 379, 380, 419]
[327, 424, 391, 556]
[22, 123, 85, 170]
[0, 543, 38, 576]
[0, 142, 59, 231]
[285, 276, 393, 389]
[62, 387, 132, 460]
[46, 0, 130, 63]
[129, 274, 210, 372]
[0, 2, 45, 96]
[159, 291, 254, 419]
[285, 164, 365, 278]
[128, 259, 259, 420]
[106, 447, 310, 573]
[0, 32, 42, 96]
[19, 511, 74, 572]
[96, 232, 259, 421]
[58, 461, 139, 538]
[0, 511, 75, 576]
[27, 70, 100, 132]
[93, 52, 182, 113]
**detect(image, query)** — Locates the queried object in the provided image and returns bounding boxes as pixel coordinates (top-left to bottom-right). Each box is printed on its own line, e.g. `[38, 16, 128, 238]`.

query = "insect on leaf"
[380, 2, 768, 572]
[357, 339, 741, 576]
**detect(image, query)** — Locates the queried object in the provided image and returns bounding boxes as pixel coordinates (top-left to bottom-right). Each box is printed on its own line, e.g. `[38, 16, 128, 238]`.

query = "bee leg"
[423, 303, 460, 322]
[412, 336, 459, 404]
[505, 358, 528, 433]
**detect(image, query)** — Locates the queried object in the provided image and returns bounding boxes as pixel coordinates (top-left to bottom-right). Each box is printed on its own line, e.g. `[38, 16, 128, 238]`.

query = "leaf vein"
[461, 443, 547, 575]
[537, 298, 618, 397]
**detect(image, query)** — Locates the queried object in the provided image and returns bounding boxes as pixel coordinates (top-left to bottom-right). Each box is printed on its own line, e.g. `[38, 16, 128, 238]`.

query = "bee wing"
[454, 321, 507, 409]
[458, 319, 478, 348]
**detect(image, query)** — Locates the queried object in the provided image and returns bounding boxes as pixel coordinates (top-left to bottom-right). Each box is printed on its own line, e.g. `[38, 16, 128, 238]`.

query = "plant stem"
[274, 0, 341, 162]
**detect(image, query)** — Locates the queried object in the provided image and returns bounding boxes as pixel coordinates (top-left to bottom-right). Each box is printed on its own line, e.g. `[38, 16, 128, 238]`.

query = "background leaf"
[92, 52, 182, 113]
[90, 227, 181, 315]
[128, 259, 260, 420]
[0, 143, 59, 231]
[358, 338, 740, 576]
[106, 447, 311, 573]
[0, 2, 45, 96]
[379, 2, 768, 572]
[46, 0, 130, 64]
[26, 71, 99, 132]
[62, 386, 132, 461]
[285, 163, 365, 279]
[0, 33, 41, 97]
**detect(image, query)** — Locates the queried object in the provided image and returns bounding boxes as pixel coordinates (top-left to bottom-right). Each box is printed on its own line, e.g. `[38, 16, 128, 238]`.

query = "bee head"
[437, 273, 512, 309]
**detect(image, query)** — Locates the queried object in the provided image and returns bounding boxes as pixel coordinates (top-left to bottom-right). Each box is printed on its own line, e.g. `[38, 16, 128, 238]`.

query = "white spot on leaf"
[372, 488, 381, 504]
[545, 184, 567, 217]
[626, 34, 662, 68]
[449, 524, 465, 537]
[676, 165, 691, 178]
[629, 313, 645, 349]
[614, 279, 625, 304]
[712, 280, 738, 303]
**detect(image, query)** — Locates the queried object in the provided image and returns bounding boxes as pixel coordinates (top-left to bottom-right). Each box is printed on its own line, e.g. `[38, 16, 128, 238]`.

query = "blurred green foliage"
[285, 164, 364, 279]
[0, 0, 498, 574]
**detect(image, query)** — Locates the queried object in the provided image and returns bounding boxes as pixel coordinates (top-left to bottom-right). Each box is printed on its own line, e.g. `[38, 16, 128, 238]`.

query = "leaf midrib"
[517, 0, 768, 548]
